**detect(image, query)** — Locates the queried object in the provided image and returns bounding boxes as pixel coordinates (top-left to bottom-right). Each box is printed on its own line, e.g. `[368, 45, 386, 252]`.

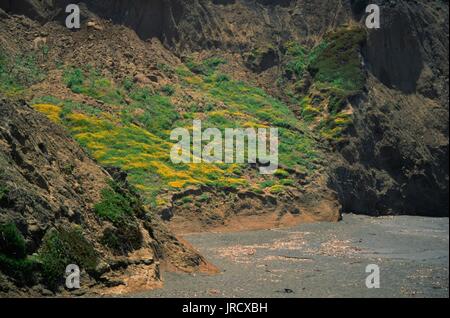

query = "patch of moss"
[260, 180, 276, 189]
[274, 169, 290, 179]
[124, 87, 179, 134]
[39, 226, 98, 289]
[64, 68, 84, 92]
[318, 113, 353, 142]
[161, 84, 175, 96]
[283, 42, 326, 79]
[197, 193, 211, 203]
[181, 196, 194, 205]
[283, 26, 366, 141]
[214, 73, 230, 83]
[280, 179, 295, 186]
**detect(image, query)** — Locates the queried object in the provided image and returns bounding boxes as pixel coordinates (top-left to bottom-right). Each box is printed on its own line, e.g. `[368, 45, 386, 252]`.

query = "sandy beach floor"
[133, 214, 449, 298]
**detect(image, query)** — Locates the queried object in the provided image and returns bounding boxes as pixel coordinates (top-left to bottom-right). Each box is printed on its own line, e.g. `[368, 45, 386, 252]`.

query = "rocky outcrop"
[0, 99, 110, 247]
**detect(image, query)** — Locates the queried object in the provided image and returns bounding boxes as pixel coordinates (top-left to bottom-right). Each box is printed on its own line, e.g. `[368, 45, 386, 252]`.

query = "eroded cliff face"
[330, 0, 449, 216]
[1, 0, 353, 53]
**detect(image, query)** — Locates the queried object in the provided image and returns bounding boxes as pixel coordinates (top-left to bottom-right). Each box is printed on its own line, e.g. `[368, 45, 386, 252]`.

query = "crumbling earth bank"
[0, 99, 208, 296]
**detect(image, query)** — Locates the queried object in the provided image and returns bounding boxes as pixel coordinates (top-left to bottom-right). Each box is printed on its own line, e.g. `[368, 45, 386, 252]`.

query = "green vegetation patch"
[95, 181, 143, 254]
[283, 42, 327, 80]
[94, 181, 136, 223]
[0, 50, 46, 97]
[39, 226, 98, 289]
[63, 67, 126, 105]
[0, 223, 26, 259]
[282, 26, 367, 141]
[33, 88, 247, 205]
[186, 57, 226, 76]
[35, 57, 320, 203]
[0, 185, 8, 201]
[124, 87, 179, 135]
[161, 84, 175, 96]
[0, 222, 39, 286]
[179, 68, 320, 173]
[309, 27, 367, 93]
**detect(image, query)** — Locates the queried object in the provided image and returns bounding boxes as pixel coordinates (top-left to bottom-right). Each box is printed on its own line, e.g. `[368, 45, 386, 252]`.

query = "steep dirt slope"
[0, 98, 209, 296]
[1, 0, 447, 217]
[1, 6, 342, 229]
[82, 0, 449, 217]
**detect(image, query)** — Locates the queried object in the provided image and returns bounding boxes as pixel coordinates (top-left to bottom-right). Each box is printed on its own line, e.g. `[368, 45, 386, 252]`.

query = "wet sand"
[135, 214, 449, 298]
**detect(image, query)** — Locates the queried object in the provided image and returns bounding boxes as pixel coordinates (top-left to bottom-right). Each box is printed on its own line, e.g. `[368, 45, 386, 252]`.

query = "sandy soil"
[131, 214, 449, 298]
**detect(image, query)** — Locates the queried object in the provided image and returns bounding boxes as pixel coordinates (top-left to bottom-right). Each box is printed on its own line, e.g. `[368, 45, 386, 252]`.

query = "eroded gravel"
[135, 214, 449, 298]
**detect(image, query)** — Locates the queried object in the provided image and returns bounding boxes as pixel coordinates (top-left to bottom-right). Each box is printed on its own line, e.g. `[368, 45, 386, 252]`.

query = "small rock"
[284, 288, 295, 294]
[133, 73, 151, 84]
[94, 261, 111, 277]
[143, 258, 154, 265]
[124, 52, 134, 59]
[102, 279, 125, 288]
[41, 289, 54, 297]
[72, 289, 86, 296]
[208, 289, 221, 296]
[87, 21, 104, 31]
[148, 75, 159, 83]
